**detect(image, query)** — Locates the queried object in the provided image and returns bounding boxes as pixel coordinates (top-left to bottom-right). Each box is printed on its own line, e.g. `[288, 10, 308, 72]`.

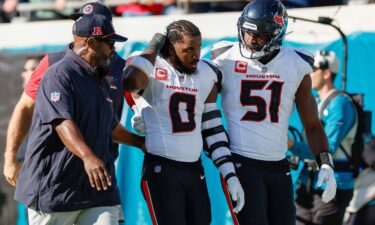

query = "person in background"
[343, 137, 375, 225]
[0, 0, 18, 22]
[21, 56, 43, 88]
[289, 50, 356, 225]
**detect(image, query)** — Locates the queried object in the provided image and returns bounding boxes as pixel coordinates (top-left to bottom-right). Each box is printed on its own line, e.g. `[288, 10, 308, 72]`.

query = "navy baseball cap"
[70, 2, 112, 21]
[73, 14, 127, 42]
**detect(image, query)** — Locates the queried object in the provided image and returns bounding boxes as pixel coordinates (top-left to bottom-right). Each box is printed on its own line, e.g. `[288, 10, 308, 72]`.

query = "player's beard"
[174, 55, 197, 75]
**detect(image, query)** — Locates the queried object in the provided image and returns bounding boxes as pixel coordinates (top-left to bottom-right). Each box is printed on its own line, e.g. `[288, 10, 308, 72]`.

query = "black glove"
[148, 33, 166, 53]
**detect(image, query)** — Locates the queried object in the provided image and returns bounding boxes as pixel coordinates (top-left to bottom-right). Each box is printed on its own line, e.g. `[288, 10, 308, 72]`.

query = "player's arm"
[3, 92, 35, 186]
[203, 85, 235, 180]
[112, 123, 146, 153]
[202, 84, 244, 213]
[295, 75, 330, 160]
[122, 33, 166, 93]
[296, 75, 336, 203]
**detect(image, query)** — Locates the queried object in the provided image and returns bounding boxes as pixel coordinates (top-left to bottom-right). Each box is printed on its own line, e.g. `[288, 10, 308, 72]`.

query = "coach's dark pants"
[295, 185, 353, 225]
[230, 154, 295, 225]
[141, 153, 211, 225]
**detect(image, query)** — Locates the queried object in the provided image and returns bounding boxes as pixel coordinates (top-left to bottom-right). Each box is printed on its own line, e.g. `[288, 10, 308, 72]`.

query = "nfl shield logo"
[262, 67, 268, 73]
[51, 92, 60, 102]
[154, 165, 161, 173]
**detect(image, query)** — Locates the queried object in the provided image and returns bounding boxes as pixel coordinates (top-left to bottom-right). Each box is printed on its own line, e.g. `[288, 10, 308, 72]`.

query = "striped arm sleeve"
[202, 103, 236, 181]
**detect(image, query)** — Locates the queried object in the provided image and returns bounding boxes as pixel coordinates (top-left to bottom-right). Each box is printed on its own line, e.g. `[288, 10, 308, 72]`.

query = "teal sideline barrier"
[8, 32, 375, 225]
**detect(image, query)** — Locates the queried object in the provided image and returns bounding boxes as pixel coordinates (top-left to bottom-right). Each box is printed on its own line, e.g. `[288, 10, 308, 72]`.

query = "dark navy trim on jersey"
[295, 50, 314, 68]
[201, 59, 223, 92]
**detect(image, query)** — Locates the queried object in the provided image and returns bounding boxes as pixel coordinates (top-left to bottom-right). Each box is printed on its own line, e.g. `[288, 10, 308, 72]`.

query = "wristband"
[316, 151, 334, 169]
[127, 56, 154, 76]
[224, 172, 237, 183]
[149, 33, 166, 53]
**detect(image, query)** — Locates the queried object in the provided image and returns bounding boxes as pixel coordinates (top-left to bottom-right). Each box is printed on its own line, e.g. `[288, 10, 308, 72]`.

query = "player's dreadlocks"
[160, 20, 201, 58]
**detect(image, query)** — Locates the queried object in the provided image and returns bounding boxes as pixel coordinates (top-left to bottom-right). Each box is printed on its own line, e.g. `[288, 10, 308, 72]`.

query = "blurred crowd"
[1, 0, 375, 23]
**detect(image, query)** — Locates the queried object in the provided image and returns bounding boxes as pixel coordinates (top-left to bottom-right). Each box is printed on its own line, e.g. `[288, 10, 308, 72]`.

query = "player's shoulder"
[200, 58, 219, 72]
[211, 40, 237, 61]
[283, 47, 314, 68]
[199, 59, 221, 82]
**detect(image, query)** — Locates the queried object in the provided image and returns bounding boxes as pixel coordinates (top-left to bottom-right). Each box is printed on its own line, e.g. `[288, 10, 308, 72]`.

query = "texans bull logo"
[274, 14, 285, 27]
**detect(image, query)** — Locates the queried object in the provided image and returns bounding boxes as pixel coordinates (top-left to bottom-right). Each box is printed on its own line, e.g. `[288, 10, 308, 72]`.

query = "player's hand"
[148, 33, 166, 53]
[83, 154, 112, 191]
[3, 158, 21, 187]
[317, 164, 337, 203]
[131, 114, 146, 135]
[227, 176, 245, 213]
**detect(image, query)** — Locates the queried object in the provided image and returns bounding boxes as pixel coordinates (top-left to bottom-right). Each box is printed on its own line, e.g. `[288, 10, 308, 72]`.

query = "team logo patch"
[235, 61, 248, 73]
[154, 165, 161, 173]
[92, 27, 103, 36]
[83, 4, 94, 14]
[155, 68, 168, 80]
[274, 14, 285, 27]
[51, 92, 60, 102]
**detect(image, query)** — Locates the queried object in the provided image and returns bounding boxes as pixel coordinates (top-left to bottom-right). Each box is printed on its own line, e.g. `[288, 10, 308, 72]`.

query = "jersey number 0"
[169, 93, 196, 133]
[240, 80, 284, 123]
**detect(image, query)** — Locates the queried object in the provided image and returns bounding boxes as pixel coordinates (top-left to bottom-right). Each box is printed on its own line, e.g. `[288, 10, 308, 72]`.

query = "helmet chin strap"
[238, 35, 270, 60]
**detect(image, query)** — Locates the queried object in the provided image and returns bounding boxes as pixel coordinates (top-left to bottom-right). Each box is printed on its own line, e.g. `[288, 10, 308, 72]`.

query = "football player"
[122, 20, 245, 225]
[211, 0, 337, 224]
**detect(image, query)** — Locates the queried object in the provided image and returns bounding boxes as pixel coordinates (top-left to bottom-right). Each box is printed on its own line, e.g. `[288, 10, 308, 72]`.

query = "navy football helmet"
[237, 0, 288, 59]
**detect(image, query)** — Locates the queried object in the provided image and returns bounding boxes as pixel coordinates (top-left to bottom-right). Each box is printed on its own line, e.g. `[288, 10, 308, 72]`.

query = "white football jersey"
[140, 56, 217, 162]
[213, 42, 313, 161]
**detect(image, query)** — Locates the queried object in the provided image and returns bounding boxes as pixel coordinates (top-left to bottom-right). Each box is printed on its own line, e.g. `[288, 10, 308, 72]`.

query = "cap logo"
[274, 14, 285, 27]
[83, 4, 94, 14]
[92, 27, 103, 36]
[243, 22, 257, 30]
